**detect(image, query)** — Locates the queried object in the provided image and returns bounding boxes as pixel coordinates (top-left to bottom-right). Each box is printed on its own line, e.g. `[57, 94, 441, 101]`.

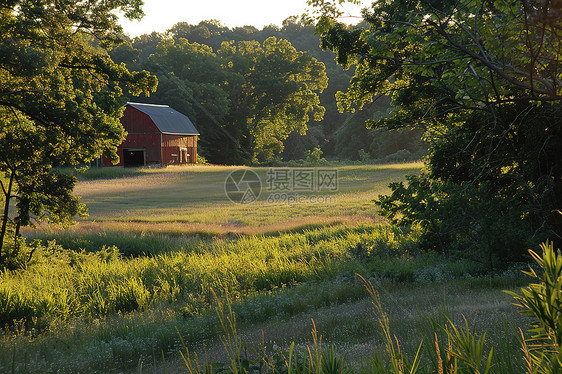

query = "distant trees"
[132, 33, 328, 164]
[0, 0, 157, 265]
[108, 18, 426, 163]
[219, 37, 328, 163]
[312, 0, 562, 264]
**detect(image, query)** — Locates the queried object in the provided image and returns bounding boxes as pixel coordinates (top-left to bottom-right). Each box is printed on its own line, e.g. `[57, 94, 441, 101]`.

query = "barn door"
[180, 147, 188, 164]
[123, 149, 145, 167]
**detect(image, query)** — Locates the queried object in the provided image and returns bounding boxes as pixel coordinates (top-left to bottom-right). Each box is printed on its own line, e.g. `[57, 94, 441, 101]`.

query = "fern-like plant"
[508, 241, 562, 374]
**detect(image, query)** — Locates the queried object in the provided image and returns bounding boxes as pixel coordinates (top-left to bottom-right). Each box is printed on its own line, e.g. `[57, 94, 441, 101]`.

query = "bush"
[305, 147, 327, 164]
[1, 237, 29, 270]
[376, 174, 538, 268]
[196, 155, 208, 165]
[358, 149, 371, 162]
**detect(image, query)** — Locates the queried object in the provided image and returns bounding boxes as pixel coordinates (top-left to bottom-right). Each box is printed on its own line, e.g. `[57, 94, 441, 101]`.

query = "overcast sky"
[118, 0, 366, 37]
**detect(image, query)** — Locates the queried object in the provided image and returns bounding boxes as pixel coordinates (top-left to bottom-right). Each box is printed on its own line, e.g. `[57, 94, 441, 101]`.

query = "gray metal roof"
[126, 102, 200, 135]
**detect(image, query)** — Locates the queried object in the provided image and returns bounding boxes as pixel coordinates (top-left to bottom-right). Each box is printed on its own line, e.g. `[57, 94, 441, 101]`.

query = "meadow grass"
[3, 224, 423, 330]
[67, 163, 422, 226]
[0, 270, 532, 373]
[0, 162, 540, 373]
[0, 222, 534, 373]
[24, 163, 421, 255]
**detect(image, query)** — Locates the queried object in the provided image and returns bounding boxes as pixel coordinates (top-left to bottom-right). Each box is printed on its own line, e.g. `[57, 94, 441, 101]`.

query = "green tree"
[133, 32, 166, 62]
[0, 0, 157, 265]
[141, 37, 235, 163]
[219, 37, 328, 163]
[168, 20, 230, 47]
[129, 19, 423, 162]
[144, 35, 328, 164]
[312, 0, 562, 260]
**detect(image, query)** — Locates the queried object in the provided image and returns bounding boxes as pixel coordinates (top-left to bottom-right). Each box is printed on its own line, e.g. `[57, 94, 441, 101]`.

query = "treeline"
[111, 18, 426, 164]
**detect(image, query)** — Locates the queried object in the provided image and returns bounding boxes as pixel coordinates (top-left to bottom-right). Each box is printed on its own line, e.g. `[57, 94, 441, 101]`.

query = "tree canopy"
[107, 19, 427, 163]
[0, 0, 157, 265]
[313, 0, 562, 264]
[133, 34, 328, 164]
[219, 37, 328, 163]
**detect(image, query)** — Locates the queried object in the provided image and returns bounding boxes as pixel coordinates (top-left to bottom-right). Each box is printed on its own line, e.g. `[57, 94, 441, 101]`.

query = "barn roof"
[126, 102, 200, 135]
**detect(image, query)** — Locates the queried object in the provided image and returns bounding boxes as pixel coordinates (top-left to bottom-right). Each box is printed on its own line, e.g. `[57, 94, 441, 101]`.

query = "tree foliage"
[111, 19, 427, 163]
[312, 0, 562, 262]
[136, 34, 328, 164]
[219, 37, 328, 163]
[0, 0, 157, 265]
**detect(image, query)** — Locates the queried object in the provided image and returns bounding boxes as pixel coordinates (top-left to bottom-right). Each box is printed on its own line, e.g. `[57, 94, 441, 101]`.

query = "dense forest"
[110, 18, 427, 164]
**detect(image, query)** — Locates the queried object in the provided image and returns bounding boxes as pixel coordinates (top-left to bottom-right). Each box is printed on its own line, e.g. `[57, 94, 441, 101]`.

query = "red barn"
[102, 102, 199, 167]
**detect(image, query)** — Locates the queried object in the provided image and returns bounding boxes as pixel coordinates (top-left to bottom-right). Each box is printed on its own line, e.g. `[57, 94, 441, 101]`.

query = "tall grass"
[0, 267, 529, 373]
[176, 280, 519, 374]
[27, 229, 207, 256]
[0, 222, 530, 373]
[174, 244, 561, 374]
[0, 224, 423, 332]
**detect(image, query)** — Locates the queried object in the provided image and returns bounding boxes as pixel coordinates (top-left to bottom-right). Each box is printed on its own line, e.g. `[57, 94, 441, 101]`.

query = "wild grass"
[25, 215, 378, 255]
[23, 163, 421, 257]
[167, 241, 561, 374]
[161, 276, 531, 374]
[1, 162, 539, 373]
[0, 261, 531, 373]
[0, 221, 532, 373]
[2, 224, 423, 329]
[66, 163, 422, 225]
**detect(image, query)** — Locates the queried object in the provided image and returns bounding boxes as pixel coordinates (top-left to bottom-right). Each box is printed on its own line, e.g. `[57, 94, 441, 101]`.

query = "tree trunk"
[14, 219, 21, 249]
[0, 170, 14, 263]
[14, 202, 27, 259]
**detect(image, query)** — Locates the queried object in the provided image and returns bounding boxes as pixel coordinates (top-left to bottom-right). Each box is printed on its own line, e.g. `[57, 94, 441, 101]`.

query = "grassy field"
[26, 163, 421, 253]
[1, 163, 537, 373]
[72, 163, 421, 226]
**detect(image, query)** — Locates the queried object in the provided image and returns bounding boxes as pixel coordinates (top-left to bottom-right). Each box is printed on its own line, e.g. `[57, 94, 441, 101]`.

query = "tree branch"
[427, 19, 562, 99]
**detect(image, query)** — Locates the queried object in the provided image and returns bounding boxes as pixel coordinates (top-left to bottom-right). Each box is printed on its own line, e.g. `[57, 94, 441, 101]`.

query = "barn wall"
[162, 135, 198, 164]
[105, 107, 161, 166]
[122, 133, 162, 165]
[162, 146, 197, 165]
[121, 106, 160, 133]
[162, 134, 197, 148]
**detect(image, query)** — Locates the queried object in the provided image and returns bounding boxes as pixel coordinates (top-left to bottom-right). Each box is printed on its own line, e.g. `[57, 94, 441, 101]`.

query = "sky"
[118, 0, 367, 38]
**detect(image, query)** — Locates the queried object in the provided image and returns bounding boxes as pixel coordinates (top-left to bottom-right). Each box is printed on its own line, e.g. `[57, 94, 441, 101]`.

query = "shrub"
[358, 149, 371, 162]
[305, 147, 327, 165]
[376, 175, 538, 268]
[1, 236, 29, 270]
[196, 155, 208, 165]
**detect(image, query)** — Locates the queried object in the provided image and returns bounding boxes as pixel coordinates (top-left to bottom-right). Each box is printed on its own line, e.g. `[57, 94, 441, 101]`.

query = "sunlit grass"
[0, 223, 426, 372]
[5, 224, 422, 327]
[3, 162, 538, 373]
[66, 163, 422, 227]
[0, 272, 531, 373]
